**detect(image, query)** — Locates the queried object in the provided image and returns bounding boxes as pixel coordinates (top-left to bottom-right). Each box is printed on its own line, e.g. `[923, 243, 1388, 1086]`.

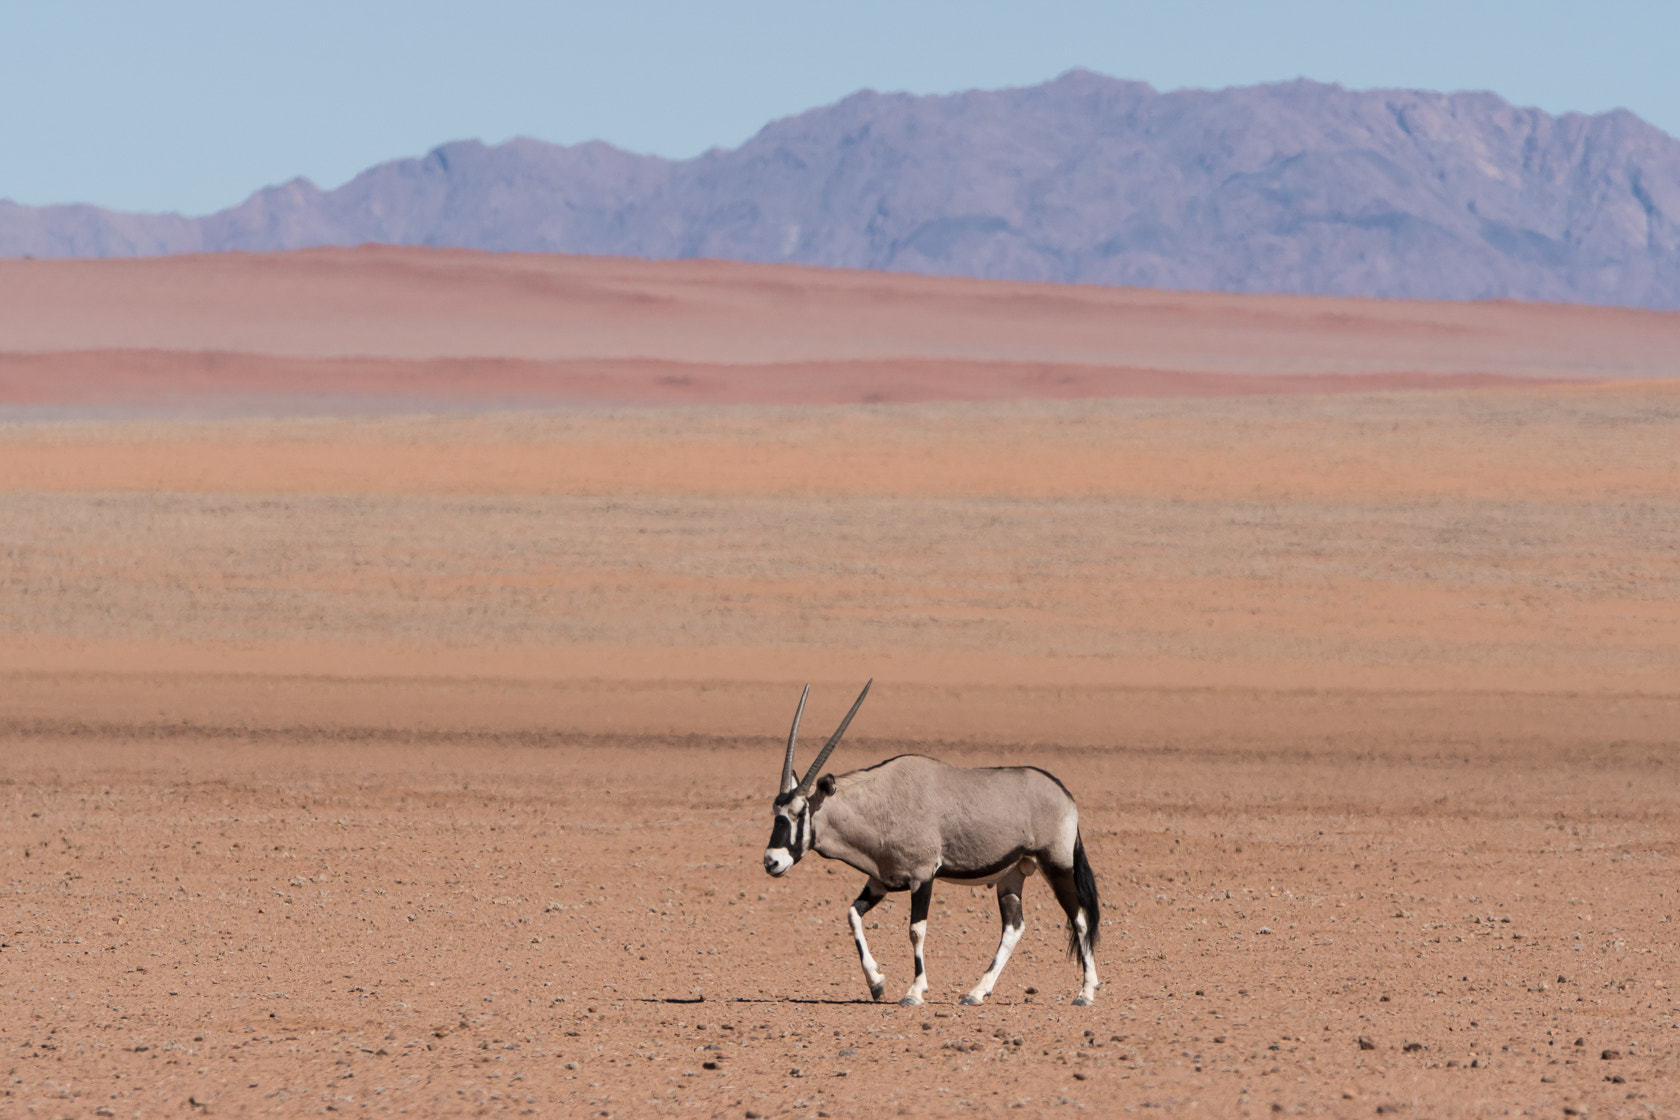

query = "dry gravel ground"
[4, 384, 1680, 1117]
[5, 725, 1678, 1119]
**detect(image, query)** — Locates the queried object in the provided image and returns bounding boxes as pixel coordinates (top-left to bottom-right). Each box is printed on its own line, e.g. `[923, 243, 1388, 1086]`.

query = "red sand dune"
[0, 349, 1553, 412]
[1, 247, 1676, 413]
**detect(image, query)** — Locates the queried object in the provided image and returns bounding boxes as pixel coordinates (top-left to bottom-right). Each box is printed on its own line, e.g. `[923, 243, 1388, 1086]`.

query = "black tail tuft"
[1066, 832, 1101, 958]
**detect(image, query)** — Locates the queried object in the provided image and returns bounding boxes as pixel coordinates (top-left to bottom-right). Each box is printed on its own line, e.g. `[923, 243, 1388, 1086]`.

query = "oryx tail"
[1068, 832, 1100, 959]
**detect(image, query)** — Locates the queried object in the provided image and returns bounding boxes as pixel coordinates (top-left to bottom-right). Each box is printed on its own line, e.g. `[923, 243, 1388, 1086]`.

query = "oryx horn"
[795, 678, 873, 796]
[781, 684, 810, 793]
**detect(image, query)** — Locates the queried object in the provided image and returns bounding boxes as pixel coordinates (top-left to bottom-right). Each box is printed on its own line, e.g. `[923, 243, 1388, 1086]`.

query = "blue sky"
[4, 1, 1676, 216]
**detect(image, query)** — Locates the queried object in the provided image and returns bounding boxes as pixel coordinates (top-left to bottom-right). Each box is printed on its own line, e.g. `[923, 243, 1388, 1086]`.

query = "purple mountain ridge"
[4, 70, 1679, 307]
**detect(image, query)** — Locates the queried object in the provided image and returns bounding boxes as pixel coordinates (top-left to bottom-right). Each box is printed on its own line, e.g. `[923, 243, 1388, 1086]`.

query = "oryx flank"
[762, 680, 1101, 1006]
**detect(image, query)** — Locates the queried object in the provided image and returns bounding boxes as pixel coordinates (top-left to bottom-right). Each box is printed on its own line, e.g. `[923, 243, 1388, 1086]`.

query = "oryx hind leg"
[898, 880, 934, 1006]
[847, 878, 889, 1000]
[1046, 848, 1101, 1006]
[961, 865, 1028, 1005]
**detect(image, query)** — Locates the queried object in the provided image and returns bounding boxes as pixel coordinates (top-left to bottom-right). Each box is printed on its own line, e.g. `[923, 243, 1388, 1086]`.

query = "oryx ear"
[816, 773, 837, 796]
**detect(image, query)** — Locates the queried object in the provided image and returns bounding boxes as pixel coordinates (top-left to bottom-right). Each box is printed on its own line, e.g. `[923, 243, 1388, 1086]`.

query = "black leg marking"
[997, 883, 1025, 944]
[852, 883, 884, 918]
[962, 869, 1027, 1005]
[1045, 865, 1083, 956]
[909, 879, 933, 976]
[847, 879, 888, 1000]
[899, 880, 934, 1006]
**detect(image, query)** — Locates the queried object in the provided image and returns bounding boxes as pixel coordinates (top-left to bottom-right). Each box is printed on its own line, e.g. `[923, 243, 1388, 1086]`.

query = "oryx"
[762, 680, 1101, 1006]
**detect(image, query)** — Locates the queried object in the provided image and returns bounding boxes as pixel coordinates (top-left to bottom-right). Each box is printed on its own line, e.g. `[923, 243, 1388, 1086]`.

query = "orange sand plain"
[3, 250, 1680, 1118]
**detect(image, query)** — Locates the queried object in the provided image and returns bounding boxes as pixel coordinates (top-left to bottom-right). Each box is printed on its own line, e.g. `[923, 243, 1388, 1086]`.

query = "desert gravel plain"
[3, 250, 1680, 1119]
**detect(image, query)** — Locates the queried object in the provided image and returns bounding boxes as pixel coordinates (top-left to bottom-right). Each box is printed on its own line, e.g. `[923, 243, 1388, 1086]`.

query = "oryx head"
[763, 679, 872, 877]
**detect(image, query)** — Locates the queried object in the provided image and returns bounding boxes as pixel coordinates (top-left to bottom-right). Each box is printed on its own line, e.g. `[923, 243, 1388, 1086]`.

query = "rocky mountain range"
[5, 70, 1679, 307]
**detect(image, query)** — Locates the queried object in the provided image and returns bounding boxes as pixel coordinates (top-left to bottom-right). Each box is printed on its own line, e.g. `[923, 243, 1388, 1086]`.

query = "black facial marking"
[768, 816, 794, 849]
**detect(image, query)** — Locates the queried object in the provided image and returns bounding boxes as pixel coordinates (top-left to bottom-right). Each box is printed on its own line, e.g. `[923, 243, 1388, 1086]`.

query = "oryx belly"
[937, 856, 1038, 887]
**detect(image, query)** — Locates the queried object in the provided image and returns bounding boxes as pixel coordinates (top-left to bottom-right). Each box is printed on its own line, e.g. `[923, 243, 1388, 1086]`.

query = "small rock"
[1358, 1036, 1376, 1051]
[1606, 1074, 1626, 1084]
[1403, 1042, 1423, 1053]
[1601, 1049, 1621, 1060]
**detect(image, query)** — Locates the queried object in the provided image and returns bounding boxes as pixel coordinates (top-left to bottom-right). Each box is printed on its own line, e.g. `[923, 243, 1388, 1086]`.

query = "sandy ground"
[4, 250, 1680, 1117]
[6, 726, 1679, 1120]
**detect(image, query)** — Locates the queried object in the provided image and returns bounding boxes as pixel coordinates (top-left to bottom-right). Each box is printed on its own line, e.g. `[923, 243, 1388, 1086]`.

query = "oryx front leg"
[961, 868, 1027, 1005]
[898, 880, 934, 1006]
[846, 879, 888, 1000]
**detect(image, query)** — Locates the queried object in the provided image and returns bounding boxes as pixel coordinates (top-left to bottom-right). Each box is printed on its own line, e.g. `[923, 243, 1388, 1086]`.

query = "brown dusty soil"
[6, 725, 1679, 1120]
[3, 251, 1680, 1118]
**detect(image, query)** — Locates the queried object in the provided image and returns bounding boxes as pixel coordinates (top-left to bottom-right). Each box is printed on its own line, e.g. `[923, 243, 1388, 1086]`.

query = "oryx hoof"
[1072, 996, 1095, 1007]
[897, 996, 923, 1007]
[959, 994, 984, 1006]
[869, 983, 886, 1001]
